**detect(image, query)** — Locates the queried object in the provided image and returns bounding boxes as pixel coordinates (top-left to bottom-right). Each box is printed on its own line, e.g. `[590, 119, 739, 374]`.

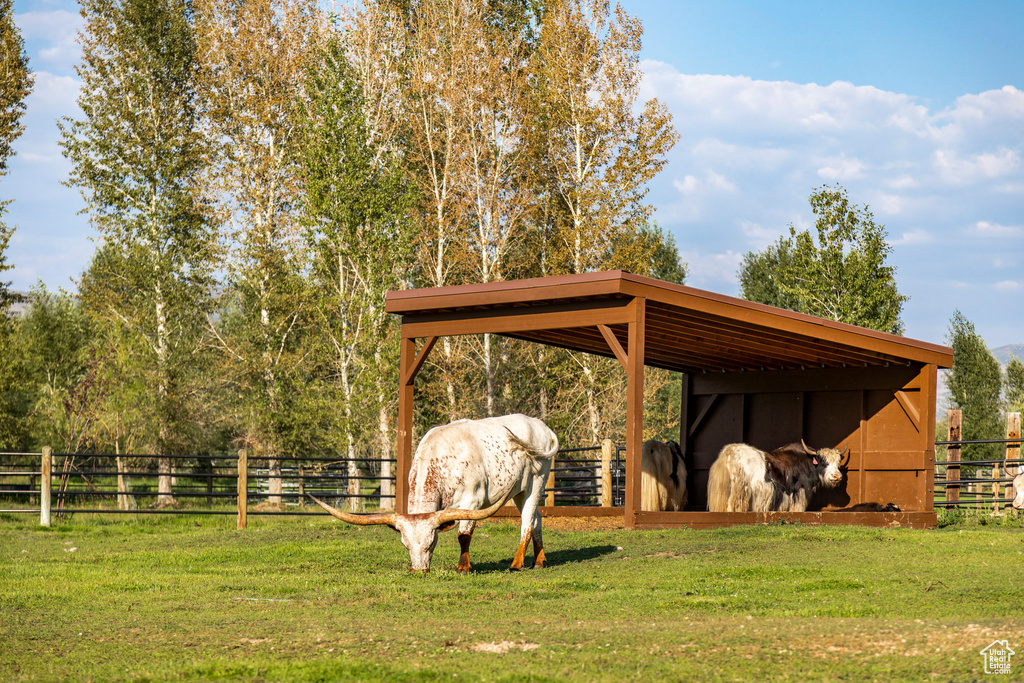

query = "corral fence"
[934, 410, 1022, 514]
[0, 441, 627, 528]
[4, 411, 1020, 525]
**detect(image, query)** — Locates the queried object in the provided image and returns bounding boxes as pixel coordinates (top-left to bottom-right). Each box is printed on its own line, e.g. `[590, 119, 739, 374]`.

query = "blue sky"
[5, 0, 1024, 350]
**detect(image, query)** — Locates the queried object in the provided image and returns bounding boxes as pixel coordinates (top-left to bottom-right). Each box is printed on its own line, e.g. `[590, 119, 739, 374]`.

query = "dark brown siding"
[683, 365, 935, 516]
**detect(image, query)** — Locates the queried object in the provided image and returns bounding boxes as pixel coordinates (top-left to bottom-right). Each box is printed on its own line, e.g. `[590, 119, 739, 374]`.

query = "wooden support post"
[601, 439, 614, 507]
[40, 447, 52, 528]
[993, 461, 1001, 515]
[946, 410, 961, 505]
[624, 298, 645, 530]
[1006, 412, 1021, 513]
[545, 467, 556, 507]
[237, 449, 247, 530]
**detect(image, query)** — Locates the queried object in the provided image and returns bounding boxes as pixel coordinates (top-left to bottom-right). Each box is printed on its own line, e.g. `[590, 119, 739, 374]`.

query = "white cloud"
[971, 221, 1024, 238]
[887, 175, 917, 190]
[739, 220, 779, 248]
[995, 281, 1021, 292]
[679, 249, 744, 293]
[889, 229, 932, 246]
[14, 10, 82, 71]
[672, 169, 736, 197]
[934, 148, 1020, 184]
[816, 154, 866, 181]
[641, 60, 1024, 347]
[26, 71, 80, 112]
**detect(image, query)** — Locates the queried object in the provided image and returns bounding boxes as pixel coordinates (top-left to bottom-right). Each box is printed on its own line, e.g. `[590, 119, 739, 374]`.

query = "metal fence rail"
[3, 434, 1021, 522]
[0, 442, 629, 524]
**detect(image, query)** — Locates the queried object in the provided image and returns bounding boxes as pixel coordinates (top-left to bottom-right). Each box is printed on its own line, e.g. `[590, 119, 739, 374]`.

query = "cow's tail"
[640, 444, 667, 512]
[505, 427, 558, 461]
[504, 427, 558, 483]
[707, 450, 732, 512]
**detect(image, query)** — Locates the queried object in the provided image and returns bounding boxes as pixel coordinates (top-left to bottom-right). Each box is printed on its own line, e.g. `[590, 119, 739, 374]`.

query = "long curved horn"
[431, 485, 517, 527]
[839, 444, 851, 466]
[308, 494, 397, 527]
[800, 438, 814, 455]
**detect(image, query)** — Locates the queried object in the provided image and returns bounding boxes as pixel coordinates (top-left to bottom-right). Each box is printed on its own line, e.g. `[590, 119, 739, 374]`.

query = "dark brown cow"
[707, 440, 848, 512]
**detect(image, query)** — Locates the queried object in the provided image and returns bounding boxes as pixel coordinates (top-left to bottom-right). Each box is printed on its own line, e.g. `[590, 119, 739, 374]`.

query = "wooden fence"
[934, 410, 1022, 513]
[0, 441, 625, 529]
[4, 416, 1022, 525]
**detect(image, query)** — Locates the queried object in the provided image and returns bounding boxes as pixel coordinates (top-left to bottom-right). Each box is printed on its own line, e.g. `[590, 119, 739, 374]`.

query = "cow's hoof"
[456, 566, 471, 574]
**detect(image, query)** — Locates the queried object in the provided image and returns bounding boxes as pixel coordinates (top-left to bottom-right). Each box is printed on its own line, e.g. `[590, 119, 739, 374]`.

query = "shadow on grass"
[468, 544, 619, 572]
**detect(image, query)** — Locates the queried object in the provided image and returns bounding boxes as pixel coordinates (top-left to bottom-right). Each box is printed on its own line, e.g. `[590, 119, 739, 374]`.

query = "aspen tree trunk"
[484, 333, 495, 416]
[155, 282, 175, 506]
[378, 399, 393, 510]
[583, 356, 602, 444]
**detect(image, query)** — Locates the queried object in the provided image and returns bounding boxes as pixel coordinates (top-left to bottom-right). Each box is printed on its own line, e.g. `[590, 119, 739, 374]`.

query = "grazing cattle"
[640, 440, 687, 511]
[707, 440, 847, 512]
[1012, 469, 1024, 510]
[309, 414, 558, 572]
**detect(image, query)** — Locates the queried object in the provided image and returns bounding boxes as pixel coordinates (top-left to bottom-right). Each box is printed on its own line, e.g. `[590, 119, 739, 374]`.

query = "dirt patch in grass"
[531, 515, 625, 531]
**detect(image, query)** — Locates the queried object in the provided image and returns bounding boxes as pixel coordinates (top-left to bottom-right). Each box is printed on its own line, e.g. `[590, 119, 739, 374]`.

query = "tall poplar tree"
[528, 0, 678, 443]
[195, 0, 322, 505]
[738, 185, 908, 335]
[0, 0, 34, 447]
[946, 310, 1003, 463]
[1006, 357, 1024, 416]
[300, 36, 415, 509]
[59, 0, 215, 503]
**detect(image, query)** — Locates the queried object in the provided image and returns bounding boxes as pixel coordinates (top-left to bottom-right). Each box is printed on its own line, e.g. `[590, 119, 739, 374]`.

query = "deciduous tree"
[299, 35, 415, 510]
[59, 0, 215, 503]
[1006, 357, 1024, 416]
[0, 0, 33, 448]
[946, 310, 1003, 463]
[195, 0, 323, 505]
[738, 185, 908, 335]
[525, 0, 678, 443]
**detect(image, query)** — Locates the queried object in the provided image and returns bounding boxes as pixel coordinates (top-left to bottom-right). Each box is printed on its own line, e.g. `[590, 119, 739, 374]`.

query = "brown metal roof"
[385, 270, 953, 373]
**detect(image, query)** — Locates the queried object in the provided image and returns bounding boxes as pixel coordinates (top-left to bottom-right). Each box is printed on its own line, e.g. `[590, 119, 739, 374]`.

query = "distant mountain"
[992, 344, 1024, 365]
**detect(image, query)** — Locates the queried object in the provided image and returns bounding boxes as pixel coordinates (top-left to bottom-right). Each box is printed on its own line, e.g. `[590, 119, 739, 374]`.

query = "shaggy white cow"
[707, 440, 847, 513]
[640, 440, 687, 511]
[310, 414, 558, 572]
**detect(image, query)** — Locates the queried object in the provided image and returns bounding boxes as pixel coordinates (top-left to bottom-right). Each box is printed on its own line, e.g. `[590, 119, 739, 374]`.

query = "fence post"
[946, 410, 961, 505]
[40, 447, 52, 528]
[601, 439, 614, 507]
[545, 463, 556, 507]
[1007, 412, 1021, 513]
[237, 449, 247, 530]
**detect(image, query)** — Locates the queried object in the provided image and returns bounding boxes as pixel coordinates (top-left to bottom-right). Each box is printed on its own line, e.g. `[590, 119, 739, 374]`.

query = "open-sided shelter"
[384, 271, 954, 529]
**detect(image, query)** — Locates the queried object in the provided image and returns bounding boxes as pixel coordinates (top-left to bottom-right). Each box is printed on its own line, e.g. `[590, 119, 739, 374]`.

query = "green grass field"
[2, 512, 1023, 682]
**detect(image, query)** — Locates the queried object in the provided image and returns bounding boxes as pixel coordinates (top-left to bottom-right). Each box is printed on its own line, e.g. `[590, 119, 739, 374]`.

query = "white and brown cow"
[1011, 468, 1024, 510]
[309, 414, 558, 572]
[707, 440, 847, 512]
[640, 440, 687, 511]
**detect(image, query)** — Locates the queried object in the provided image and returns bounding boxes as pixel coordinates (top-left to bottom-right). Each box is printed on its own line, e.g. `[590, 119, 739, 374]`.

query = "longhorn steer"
[1012, 469, 1024, 510]
[640, 440, 687, 511]
[309, 414, 558, 572]
[707, 440, 847, 512]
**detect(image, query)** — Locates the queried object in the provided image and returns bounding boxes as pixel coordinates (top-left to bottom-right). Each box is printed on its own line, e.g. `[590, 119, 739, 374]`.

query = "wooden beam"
[688, 394, 719, 439]
[598, 324, 628, 370]
[400, 299, 634, 339]
[401, 336, 437, 387]
[895, 390, 922, 432]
